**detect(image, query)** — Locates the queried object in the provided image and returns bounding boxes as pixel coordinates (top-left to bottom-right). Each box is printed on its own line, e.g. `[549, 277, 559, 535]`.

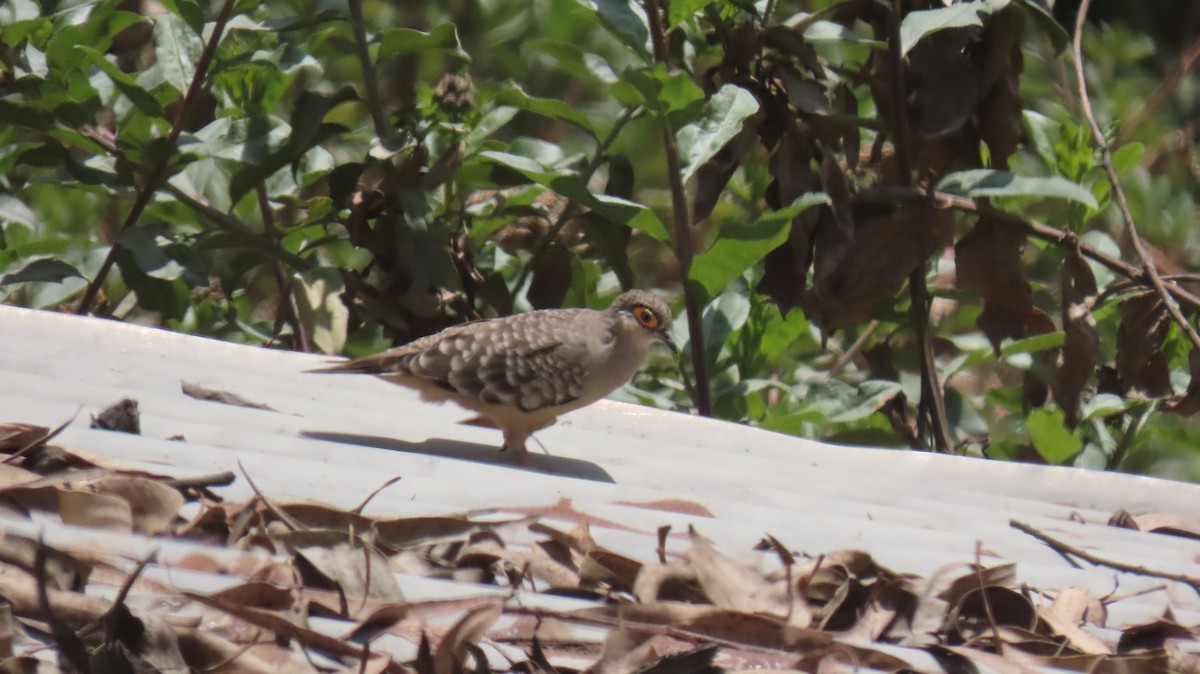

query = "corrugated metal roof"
[1, 304, 1198, 672]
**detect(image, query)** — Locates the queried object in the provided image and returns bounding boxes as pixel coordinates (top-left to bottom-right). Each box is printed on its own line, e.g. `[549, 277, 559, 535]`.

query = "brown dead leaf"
[1039, 587, 1111, 655]
[683, 532, 794, 621]
[86, 475, 185, 535]
[59, 488, 134, 532]
[0, 425, 47, 453]
[1057, 247, 1099, 427]
[955, 214, 1033, 353]
[1109, 510, 1200, 541]
[432, 600, 503, 674]
[1116, 293, 1172, 398]
[292, 538, 405, 603]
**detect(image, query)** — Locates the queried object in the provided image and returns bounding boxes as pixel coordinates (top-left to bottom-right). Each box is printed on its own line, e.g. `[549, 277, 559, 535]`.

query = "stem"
[256, 186, 311, 352]
[644, 0, 712, 416]
[886, 0, 949, 451]
[1073, 0, 1200, 354]
[76, 0, 237, 315]
[347, 0, 389, 142]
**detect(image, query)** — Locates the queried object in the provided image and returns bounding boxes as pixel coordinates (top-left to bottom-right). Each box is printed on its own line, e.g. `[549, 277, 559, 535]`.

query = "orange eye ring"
[633, 306, 660, 329]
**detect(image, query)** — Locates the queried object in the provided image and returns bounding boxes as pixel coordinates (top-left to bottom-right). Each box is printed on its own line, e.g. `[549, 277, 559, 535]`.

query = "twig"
[827, 320, 879, 377]
[257, 186, 311, 352]
[347, 0, 389, 142]
[351, 475, 403, 515]
[163, 471, 236, 491]
[885, 0, 950, 452]
[76, 0, 237, 315]
[644, 0, 712, 416]
[974, 541, 1006, 657]
[1073, 0, 1200, 355]
[1010, 519, 1200, 596]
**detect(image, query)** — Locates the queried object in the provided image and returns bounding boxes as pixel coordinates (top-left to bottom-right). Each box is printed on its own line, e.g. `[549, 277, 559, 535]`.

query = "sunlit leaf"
[495, 84, 596, 137]
[677, 84, 759, 182]
[1027, 407, 1082, 464]
[378, 23, 470, 61]
[938, 169, 1099, 208]
[689, 193, 829, 300]
[899, 0, 1011, 55]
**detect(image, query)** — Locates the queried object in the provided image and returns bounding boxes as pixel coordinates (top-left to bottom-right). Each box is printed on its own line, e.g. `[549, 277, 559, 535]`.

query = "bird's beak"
[658, 330, 678, 355]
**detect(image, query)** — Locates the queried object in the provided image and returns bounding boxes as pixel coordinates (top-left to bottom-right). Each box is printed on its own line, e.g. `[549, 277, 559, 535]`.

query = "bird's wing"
[314, 310, 602, 412]
[443, 310, 597, 411]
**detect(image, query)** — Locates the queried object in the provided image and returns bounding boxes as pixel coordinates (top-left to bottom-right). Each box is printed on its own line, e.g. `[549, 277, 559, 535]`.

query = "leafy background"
[2, 0, 1199, 479]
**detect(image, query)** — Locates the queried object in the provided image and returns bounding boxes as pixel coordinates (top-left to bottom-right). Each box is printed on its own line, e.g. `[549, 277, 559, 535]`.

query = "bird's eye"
[633, 306, 660, 329]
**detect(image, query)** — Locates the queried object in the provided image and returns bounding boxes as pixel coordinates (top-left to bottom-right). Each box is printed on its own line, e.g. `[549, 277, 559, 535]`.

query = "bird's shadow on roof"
[300, 431, 616, 482]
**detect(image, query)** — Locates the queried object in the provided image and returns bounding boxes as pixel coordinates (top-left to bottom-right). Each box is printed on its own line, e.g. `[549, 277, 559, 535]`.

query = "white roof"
[1, 304, 1197, 672]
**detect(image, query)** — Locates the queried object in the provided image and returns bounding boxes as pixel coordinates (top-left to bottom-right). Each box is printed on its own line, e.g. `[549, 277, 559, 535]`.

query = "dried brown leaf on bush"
[976, 6, 1025, 168]
[1056, 248, 1099, 427]
[1116, 293, 1173, 398]
[756, 121, 822, 313]
[955, 214, 1033, 354]
[807, 202, 950, 332]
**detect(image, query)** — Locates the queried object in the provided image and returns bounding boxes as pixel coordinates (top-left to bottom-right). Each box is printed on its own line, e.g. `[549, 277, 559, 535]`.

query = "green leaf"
[803, 20, 885, 47]
[116, 227, 206, 284]
[494, 84, 596, 137]
[667, 0, 708, 27]
[76, 46, 164, 118]
[479, 151, 670, 241]
[1027, 407, 1082, 464]
[700, 288, 751, 365]
[1110, 142, 1144, 175]
[575, 0, 652, 62]
[622, 65, 705, 117]
[378, 23, 470, 61]
[1000, 331, 1065, 356]
[0, 258, 84, 287]
[157, 0, 204, 35]
[292, 267, 348, 354]
[1015, 0, 1068, 52]
[938, 169, 1099, 209]
[677, 84, 759, 182]
[899, 0, 1011, 55]
[0, 194, 39, 230]
[525, 40, 618, 84]
[153, 12, 204, 95]
[689, 193, 829, 299]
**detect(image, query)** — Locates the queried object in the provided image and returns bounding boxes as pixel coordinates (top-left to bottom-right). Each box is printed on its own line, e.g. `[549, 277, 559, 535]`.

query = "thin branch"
[257, 186, 311, 352]
[1010, 519, 1200, 597]
[347, 0, 389, 142]
[1073, 0, 1200, 355]
[885, 0, 949, 452]
[644, 0, 712, 416]
[76, 0, 237, 315]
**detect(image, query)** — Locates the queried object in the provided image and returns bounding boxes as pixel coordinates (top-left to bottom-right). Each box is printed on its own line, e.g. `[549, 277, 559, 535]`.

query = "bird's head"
[609, 290, 677, 355]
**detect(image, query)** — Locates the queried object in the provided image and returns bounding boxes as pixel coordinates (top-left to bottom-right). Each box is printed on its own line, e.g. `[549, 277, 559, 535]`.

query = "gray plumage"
[312, 290, 675, 465]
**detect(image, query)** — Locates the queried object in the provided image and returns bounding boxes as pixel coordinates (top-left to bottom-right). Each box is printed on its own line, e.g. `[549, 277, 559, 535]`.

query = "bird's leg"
[502, 429, 531, 466]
